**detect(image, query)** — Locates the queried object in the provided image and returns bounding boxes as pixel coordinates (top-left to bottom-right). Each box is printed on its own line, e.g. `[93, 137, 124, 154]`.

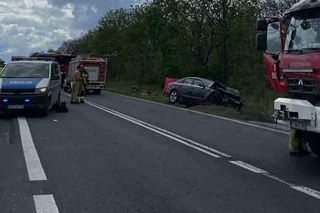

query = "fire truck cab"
[256, 0, 320, 155]
[65, 56, 107, 94]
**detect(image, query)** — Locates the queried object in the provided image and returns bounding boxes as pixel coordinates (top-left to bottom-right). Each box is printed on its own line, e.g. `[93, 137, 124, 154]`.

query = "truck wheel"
[307, 132, 320, 156]
[94, 90, 101, 95]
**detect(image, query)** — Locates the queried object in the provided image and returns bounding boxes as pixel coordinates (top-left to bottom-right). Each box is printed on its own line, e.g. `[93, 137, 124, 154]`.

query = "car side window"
[176, 79, 185, 83]
[193, 79, 205, 87]
[183, 78, 193, 85]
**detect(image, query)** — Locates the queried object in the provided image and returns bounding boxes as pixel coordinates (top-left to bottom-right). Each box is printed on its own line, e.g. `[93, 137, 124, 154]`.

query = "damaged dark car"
[166, 77, 242, 109]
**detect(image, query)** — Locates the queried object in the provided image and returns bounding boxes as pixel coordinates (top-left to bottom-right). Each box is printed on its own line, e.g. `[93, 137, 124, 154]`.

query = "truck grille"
[287, 78, 318, 95]
[1, 89, 35, 95]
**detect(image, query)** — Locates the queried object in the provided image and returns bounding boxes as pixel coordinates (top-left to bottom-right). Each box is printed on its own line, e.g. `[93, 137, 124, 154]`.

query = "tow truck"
[256, 0, 320, 156]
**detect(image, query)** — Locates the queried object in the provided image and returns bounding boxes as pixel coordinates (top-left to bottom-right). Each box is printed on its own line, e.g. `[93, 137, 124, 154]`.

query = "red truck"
[65, 55, 108, 94]
[256, 0, 320, 155]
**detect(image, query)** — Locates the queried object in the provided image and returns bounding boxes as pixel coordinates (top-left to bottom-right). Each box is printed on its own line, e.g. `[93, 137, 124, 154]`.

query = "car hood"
[0, 78, 49, 90]
[226, 87, 240, 96]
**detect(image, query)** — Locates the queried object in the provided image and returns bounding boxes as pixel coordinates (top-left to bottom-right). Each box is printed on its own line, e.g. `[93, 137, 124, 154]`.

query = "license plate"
[290, 120, 307, 131]
[7, 105, 24, 109]
[86, 86, 98, 89]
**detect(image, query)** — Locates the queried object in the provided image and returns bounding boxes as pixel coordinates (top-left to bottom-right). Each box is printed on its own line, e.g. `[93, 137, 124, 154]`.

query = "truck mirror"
[256, 19, 267, 31]
[256, 32, 267, 51]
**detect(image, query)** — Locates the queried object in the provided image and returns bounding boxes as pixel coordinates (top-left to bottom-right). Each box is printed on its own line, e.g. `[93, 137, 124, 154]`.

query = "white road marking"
[86, 101, 221, 158]
[103, 91, 288, 135]
[230, 160, 320, 200]
[33, 195, 59, 213]
[18, 117, 47, 181]
[229, 161, 268, 174]
[65, 94, 320, 201]
[290, 186, 320, 200]
[88, 101, 231, 158]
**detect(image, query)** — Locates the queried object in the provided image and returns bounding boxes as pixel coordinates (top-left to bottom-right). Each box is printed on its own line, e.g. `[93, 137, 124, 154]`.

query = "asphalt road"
[1, 91, 320, 213]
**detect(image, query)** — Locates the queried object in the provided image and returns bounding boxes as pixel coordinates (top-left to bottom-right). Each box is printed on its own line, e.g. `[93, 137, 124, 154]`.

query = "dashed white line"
[18, 117, 47, 181]
[229, 161, 268, 174]
[71, 95, 320, 201]
[230, 160, 320, 200]
[33, 194, 60, 213]
[290, 186, 320, 200]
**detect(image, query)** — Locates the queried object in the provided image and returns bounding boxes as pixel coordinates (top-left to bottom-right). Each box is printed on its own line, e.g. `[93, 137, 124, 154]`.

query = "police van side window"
[51, 63, 59, 79]
[54, 63, 60, 76]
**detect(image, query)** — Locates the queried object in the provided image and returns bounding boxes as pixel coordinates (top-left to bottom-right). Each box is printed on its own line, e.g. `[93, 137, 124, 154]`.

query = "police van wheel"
[40, 107, 50, 116]
[40, 97, 51, 116]
[307, 132, 320, 156]
[52, 92, 61, 111]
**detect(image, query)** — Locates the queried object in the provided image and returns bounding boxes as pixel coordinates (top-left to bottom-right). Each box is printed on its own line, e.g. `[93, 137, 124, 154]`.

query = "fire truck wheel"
[94, 90, 102, 95]
[307, 132, 320, 156]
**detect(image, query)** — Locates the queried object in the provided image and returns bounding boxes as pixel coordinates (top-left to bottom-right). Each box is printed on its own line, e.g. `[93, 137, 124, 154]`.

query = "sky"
[0, 0, 135, 62]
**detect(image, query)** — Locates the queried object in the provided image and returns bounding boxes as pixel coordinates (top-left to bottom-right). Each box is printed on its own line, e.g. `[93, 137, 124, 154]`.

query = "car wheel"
[209, 91, 223, 105]
[169, 90, 179, 104]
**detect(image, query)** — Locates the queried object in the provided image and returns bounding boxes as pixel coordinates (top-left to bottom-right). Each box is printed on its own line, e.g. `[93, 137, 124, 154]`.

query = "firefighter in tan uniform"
[79, 67, 89, 103]
[70, 65, 82, 104]
[289, 129, 310, 157]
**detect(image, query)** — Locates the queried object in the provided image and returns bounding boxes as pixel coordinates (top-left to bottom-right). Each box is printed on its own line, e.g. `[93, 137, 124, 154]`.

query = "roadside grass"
[106, 81, 281, 123]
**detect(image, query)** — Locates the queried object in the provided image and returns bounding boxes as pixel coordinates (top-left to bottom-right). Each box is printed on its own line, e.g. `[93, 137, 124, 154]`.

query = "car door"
[179, 78, 194, 100]
[50, 63, 61, 103]
[191, 79, 207, 101]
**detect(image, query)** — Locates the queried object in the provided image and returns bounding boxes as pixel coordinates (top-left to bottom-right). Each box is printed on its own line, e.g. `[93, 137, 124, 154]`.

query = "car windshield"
[285, 12, 320, 51]
[0, 63, 49, 78]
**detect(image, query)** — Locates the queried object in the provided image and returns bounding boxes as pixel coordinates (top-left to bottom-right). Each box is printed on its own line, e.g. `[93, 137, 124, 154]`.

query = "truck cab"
[257, 0, 320, 99]
[256, 0, 320, 155]
[0, 60, 61, 115]
[65, 56, 107, 94]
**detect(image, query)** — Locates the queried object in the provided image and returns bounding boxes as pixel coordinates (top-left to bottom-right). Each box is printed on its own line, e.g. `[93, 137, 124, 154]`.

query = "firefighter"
[78, 67, 88, 104]
[70, 65, 82, 104]
[289, 129, 311, 157]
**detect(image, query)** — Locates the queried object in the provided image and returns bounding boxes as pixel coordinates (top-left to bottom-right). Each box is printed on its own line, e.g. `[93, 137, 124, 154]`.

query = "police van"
[0, 60, 61, 115]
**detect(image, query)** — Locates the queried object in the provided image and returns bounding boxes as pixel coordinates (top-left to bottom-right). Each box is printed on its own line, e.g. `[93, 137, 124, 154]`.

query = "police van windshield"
[285, 11, 320, 52]
[0, 63, 49, 78]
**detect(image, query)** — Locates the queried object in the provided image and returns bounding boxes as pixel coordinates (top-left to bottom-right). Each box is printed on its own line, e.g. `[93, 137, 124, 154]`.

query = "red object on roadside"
[162, 77, 177, 96]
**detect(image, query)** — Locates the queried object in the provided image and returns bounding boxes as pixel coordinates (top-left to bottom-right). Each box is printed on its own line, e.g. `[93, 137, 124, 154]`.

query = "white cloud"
[0, 48, 16, 54]
[91, 6, 98, 13]
[0, 0, 78, 61]
[0, 0, 133, 62]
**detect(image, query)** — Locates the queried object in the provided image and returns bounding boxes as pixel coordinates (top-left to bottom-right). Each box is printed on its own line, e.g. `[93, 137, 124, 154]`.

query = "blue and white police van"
[0, 60, 61, 115]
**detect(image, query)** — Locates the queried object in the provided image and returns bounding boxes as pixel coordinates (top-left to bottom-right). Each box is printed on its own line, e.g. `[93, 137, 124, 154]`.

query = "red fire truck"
[64, 55, 107, 94]
[256, 0, 320, 155]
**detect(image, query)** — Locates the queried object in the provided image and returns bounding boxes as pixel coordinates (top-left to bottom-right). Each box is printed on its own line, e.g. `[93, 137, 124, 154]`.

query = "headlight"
[36, 87, 48, 94]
